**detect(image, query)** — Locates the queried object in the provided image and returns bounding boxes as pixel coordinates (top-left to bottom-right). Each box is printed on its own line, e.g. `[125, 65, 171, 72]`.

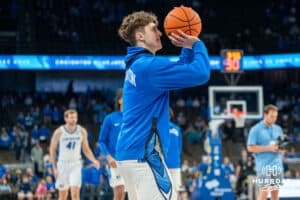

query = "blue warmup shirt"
[98, 111, 122, 157]
[116, 41, 210, 160]
[247, 121, 283, 173]
[165, 122, 182, 169]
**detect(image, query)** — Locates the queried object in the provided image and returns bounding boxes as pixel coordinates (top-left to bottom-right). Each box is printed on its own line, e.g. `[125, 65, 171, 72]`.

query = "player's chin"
[156, 43, 162, 51]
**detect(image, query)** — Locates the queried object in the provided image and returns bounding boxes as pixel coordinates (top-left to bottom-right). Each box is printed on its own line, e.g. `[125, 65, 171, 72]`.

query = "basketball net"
[231, 110, 246, 128]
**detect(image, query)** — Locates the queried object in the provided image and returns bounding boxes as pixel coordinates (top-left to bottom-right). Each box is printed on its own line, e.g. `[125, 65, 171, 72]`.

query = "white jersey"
[58, 125, 83, 162]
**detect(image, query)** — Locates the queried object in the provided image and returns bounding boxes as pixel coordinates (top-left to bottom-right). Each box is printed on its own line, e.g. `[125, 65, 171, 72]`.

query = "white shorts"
[169, 168, 182, 192]
[117, 154, 177, 200]
[109, 167, 125, 188]
[55, 160, 82, 190]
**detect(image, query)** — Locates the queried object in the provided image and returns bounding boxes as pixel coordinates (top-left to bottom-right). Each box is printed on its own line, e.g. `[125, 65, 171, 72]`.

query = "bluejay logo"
[125, 69, 136, 87]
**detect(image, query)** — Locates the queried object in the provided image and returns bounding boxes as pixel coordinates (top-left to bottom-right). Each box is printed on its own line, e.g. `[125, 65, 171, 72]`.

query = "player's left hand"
[93, 160, 100, 169]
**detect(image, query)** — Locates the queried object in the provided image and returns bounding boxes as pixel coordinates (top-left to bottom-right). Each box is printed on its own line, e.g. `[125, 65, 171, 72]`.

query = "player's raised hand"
[168, 30, 199, 49]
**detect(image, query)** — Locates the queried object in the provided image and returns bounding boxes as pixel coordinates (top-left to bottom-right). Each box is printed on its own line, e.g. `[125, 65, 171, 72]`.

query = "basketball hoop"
[231, 110, 246, 128]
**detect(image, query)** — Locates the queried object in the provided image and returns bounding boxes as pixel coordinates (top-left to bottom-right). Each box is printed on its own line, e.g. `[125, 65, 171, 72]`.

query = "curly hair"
[118, 11, 158, 46]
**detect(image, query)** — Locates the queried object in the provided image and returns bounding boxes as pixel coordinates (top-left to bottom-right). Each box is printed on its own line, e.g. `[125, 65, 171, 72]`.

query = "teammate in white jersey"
[50, 109, 100, 200]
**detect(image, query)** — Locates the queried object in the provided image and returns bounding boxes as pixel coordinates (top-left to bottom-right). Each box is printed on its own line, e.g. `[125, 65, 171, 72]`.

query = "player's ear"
[135, 31, 145, 42]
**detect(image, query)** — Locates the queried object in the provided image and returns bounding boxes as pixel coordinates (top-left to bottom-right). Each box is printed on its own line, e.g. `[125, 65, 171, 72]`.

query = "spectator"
[35, 179, 47, 200]
[13, 127, 23, 161]
[0, 162, 6, 179]
[51, 106, 61, 124]
[31, 143, 44, 177]
[24, 95, 33, 106]
[32, 106, 42, 125]
[192, 97, 200, 108]
[26, 168, 38, 185]
[31, 125, 39, 145]
[222, 156, 236, 189]
[17, 175, 33, 200]
[0, 178, 13, 200]
[24, 113, 34, 129]
[186, 124, 202, 145]
[45, 176, 55, 200]
[12, 169, 22, 185]
[42, 104, 52, 125]
[39, 124, 50, 142]
[16, 112, 25, 126]
[0, 128, 12, 149]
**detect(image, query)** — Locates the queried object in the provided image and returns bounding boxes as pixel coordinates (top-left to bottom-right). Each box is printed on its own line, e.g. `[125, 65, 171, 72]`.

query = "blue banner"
[0, 53, 299, 70]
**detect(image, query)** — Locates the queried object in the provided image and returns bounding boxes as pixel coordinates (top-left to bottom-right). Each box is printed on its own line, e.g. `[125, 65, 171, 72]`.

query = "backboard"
[208, 86, 263, 120]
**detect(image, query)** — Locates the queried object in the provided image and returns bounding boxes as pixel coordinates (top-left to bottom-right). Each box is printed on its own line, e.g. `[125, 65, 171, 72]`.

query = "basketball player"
[116, 11, 210, 200]
[98, 88, 126, 200]
[165, 108, 183, 198]
[50, 109, 100, 200]
[247, 104, 284, 200]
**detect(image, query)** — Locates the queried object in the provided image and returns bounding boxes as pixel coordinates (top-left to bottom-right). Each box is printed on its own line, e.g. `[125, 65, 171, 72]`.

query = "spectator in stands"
[69, 98, 77, 109]
[32, 106, 42, 125]
[31, 142, 44, 177]
[42, 104, 52, 125]
[0, 162, 6, 178]
[82, 163, 105, 200]
[35, 179, 47, 200]
[235, 149, 248, 195]
[222, 156, 236, 189]
[24, 94, 33, 106]
[26, 168, 38, 187]
[12, 169, 22, 185]
[0, 178, 13, 200]
[176, 97, 185, 108]
[0, 128, 12, 149]
[39, 124, 50, 142]
[17, 175, 34, 200]
[52, 106, 61, 124]
[192, 97, 200, 108]
[31, 124, 39, 145]
[43, 160, 54, 178]
[45, 176, 55, 200]
[13, 127, 23, 161]
[24, 113, 34, 129]
[198, 156, 209, 176]
[16, 112, 25, 126]
[4, 173, 13, 185]
[186, 123, 202, 145]
[9, 125, 17, 141]
[18, 127, 29, 161]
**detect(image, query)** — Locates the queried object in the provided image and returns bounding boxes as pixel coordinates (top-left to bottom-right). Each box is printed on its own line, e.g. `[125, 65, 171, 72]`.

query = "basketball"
[164, 5, 202, 37]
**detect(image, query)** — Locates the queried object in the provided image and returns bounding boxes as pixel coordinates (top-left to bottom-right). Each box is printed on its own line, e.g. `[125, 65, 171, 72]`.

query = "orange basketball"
[164, 6, 202, 37]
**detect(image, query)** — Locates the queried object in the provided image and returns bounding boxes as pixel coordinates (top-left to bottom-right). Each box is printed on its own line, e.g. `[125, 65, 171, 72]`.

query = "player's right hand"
[168, 30, 199, 49]
[268, 144, 279, 152]
[53, 167, 58, 179]
[107, 155, 117, 168]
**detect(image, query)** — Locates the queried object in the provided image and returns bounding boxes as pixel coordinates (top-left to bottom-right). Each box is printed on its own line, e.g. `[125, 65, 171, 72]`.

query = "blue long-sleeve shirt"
[116, 41, 210, 160]
[98, 111, 122, 158]
[165, 122, 182, 169]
